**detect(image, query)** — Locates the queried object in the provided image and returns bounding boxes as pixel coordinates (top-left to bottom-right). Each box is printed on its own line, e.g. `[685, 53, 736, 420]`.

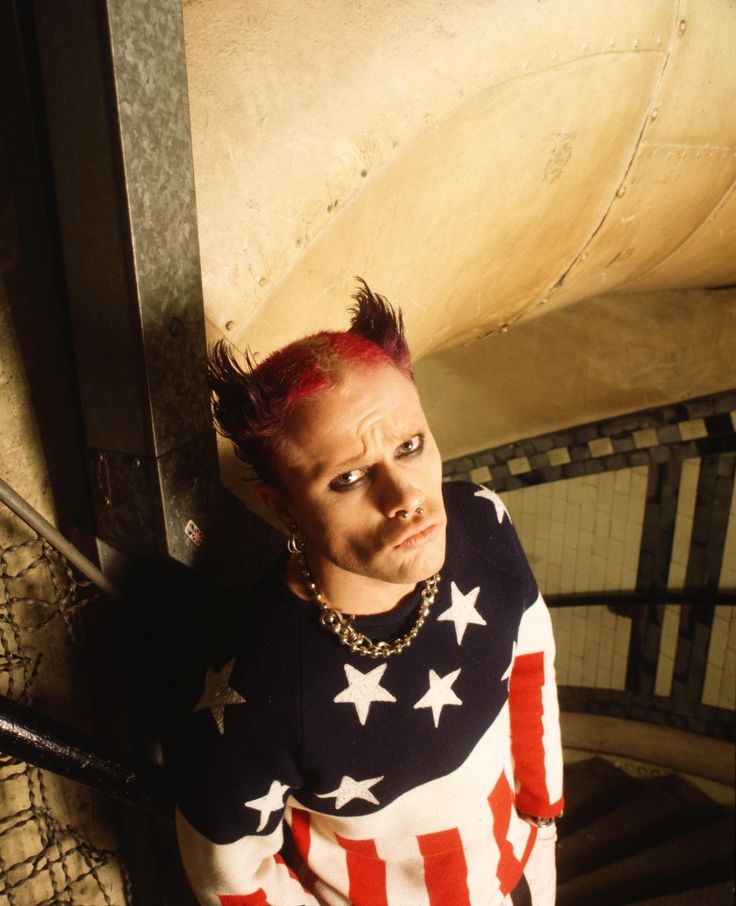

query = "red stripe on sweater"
[417, 827, 471, 906]
[487, 773, 523, 893]
[508, 651, 549, 815]
[219, 892, 268, 906]
[335, 835, 389, 906]
[289, 808, 318, 892]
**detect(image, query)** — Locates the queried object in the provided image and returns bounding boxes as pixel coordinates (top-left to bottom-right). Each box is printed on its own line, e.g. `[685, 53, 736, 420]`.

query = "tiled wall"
[444, 390, 736, 741]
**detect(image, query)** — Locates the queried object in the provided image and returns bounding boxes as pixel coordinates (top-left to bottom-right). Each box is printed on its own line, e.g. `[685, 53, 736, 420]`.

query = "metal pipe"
[0, 693, 173, 817]
[0, 477, 122, 600]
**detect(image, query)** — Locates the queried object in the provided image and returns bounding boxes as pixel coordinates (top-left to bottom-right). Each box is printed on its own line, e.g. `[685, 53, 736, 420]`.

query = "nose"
[376, 467, 425, 521]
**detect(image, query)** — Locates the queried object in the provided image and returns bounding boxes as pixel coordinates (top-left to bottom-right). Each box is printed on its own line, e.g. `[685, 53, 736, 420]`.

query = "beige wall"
[416, 288, 736, 460]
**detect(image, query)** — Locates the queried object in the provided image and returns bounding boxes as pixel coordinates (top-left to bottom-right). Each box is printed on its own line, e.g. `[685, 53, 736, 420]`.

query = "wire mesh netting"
[0, 516, 132, 906]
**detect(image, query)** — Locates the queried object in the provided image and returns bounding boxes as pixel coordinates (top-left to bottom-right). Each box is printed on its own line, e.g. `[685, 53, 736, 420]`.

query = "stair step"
[560, 757, 642, 835]
[557, 773, 726, 881]
[624, 880, 735, 905]
[557, 814, 734, 906]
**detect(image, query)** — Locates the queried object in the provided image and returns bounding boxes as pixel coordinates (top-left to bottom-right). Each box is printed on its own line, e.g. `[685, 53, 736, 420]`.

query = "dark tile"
[531, 436, 555, 454]
[574, 425, 600, 442]
[568, 444, 588, 462]
[583, 459, 604, 475]
[650, 445, 674, 464]
[528, 453, 548, 471]
[552, 431, 575, 448]
[705, 413, 733, 435]
[473, 450, 497, 468]
[491, 464, 509, 481]
[657, 424, 681, 444]
[612, 436, 635, 453]
[629, 450, 652, 467]
[566, 461, 586, 478]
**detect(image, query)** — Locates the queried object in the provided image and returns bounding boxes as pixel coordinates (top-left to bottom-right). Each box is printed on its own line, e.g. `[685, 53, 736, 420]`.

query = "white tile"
[508, 456, 531, 475]
[547, 447, 571, 466]
[589, 437, 614, 458]
[469, 466, 492, 484]
[633, 428, 658, 448]
[611, 652, 628, 690]
[654, 653, 675, 698]
[678, 418, 707, 440]
[701, 664, 723, 708]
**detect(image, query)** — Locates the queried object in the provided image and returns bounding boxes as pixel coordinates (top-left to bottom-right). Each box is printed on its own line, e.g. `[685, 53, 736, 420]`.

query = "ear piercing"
[398, 507, 425, 519]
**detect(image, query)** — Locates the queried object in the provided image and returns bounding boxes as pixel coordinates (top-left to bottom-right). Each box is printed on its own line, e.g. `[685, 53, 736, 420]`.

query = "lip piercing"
[399, 507, 425, 519]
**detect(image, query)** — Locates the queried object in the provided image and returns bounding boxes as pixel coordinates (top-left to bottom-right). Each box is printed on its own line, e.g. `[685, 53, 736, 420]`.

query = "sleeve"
[508, 591, 565, 818]
[174, 635, 320, 906]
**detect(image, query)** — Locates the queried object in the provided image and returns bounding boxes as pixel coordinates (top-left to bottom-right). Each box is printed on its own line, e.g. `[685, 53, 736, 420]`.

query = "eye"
[397, 433, 424, 457]
[329, 469, 367, 491]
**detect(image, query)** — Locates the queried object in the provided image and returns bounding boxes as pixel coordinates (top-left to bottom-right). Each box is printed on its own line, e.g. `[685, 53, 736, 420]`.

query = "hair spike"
[348, 277, 412, 375]
[206, 279, 413, 482]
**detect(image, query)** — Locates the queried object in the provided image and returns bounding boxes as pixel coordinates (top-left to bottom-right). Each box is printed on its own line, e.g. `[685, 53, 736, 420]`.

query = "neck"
[285, 551, 417, 616]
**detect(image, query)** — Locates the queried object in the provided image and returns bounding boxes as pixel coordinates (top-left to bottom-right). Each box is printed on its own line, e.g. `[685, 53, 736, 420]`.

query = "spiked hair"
[207, 279, 413, 483]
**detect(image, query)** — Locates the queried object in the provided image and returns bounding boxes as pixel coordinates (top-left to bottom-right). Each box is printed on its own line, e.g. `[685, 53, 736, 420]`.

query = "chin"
[389, 538, 446, 585]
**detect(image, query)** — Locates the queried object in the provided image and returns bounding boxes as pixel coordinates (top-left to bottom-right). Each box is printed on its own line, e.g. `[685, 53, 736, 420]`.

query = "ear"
[255, 482, 296, 531]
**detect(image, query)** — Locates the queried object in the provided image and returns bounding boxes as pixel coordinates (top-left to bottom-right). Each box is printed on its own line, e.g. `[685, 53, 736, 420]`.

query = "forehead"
[278, 364, 425, 476]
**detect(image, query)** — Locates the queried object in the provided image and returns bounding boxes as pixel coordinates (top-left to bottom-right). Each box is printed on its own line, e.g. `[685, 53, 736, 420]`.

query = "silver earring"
[416, 506, 425, 515]
[398, 510, 410, 520]
[287, 523, 304, 554]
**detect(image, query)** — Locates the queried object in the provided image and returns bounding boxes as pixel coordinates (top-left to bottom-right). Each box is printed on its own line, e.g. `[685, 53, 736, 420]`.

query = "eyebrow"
[318, 427, 425, 476]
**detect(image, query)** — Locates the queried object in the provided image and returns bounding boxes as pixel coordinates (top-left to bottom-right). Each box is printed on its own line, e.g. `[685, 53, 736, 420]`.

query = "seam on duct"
[542, 0, 685, 297]
[613, 174, 736, 292]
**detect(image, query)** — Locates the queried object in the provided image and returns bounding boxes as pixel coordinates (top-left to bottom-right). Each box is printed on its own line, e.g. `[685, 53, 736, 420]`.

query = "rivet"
[522, 61, 529, 70]
[132, 458, 142, 469]
[616, 185, 627, 197]
[656, 35, 662, 46]
[608, 37, 614, 47]
[225, 320, 235, 331]
[501, 324, 509, 334]
[169, 317, 183, 338]
[538, 298, 549, 305]
[360, 169, 368, 177]
[650, 108, 658, 120]
[581, 42, 589, 51]
[678, 19, 687, 36]
[259, 277, 267, 286]
[103, 496, 111, 507]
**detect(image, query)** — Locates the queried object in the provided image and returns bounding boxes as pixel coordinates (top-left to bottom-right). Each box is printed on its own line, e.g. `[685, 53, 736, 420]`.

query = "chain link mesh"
[0, 515, 133, 906]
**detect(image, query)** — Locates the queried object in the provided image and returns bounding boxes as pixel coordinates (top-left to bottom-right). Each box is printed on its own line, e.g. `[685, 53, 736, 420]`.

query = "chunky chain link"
[298, 553, 440, 658]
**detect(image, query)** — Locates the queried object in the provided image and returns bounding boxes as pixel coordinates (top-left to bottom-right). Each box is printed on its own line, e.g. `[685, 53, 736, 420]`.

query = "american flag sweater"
[176, 481, 564, 905]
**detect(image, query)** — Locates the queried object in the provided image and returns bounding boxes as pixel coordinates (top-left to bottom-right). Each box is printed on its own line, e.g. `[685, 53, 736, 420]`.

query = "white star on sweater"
[317, 774, 384, 810]
[438, 582, 487, 644]
[414, 668, 463, 727]
[194, 657, 246, 734]
[244, 780, 289, 832]
[474, 485, 511, 524]
[333, 663, 396, 725]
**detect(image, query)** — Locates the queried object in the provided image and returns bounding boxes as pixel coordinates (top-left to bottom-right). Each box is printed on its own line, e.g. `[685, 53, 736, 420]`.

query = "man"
[176, 281, 564, 905]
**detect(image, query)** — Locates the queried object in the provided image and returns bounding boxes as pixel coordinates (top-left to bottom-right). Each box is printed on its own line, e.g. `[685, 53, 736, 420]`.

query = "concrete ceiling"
[181, 0, 736, 468]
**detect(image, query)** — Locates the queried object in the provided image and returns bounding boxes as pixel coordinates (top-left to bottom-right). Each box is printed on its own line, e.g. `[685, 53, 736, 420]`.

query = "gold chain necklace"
[297, 553, 441, 658]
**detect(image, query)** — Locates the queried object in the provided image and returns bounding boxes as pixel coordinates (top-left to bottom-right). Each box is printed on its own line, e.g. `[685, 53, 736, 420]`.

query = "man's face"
[267, 363, 447, 588]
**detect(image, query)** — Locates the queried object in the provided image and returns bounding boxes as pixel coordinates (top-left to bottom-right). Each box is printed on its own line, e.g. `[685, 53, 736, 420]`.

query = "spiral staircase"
[555, 756, 735, 906]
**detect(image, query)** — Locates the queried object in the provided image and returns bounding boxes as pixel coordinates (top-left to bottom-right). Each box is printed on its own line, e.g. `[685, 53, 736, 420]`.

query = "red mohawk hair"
[207, 279, 412, 483]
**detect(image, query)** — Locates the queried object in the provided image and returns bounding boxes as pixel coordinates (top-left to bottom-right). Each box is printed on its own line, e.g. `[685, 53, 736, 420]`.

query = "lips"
[392, 521, 443, 549]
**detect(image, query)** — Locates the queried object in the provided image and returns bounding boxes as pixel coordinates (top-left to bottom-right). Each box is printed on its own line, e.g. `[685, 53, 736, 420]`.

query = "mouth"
[392, 520, 444, 550]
